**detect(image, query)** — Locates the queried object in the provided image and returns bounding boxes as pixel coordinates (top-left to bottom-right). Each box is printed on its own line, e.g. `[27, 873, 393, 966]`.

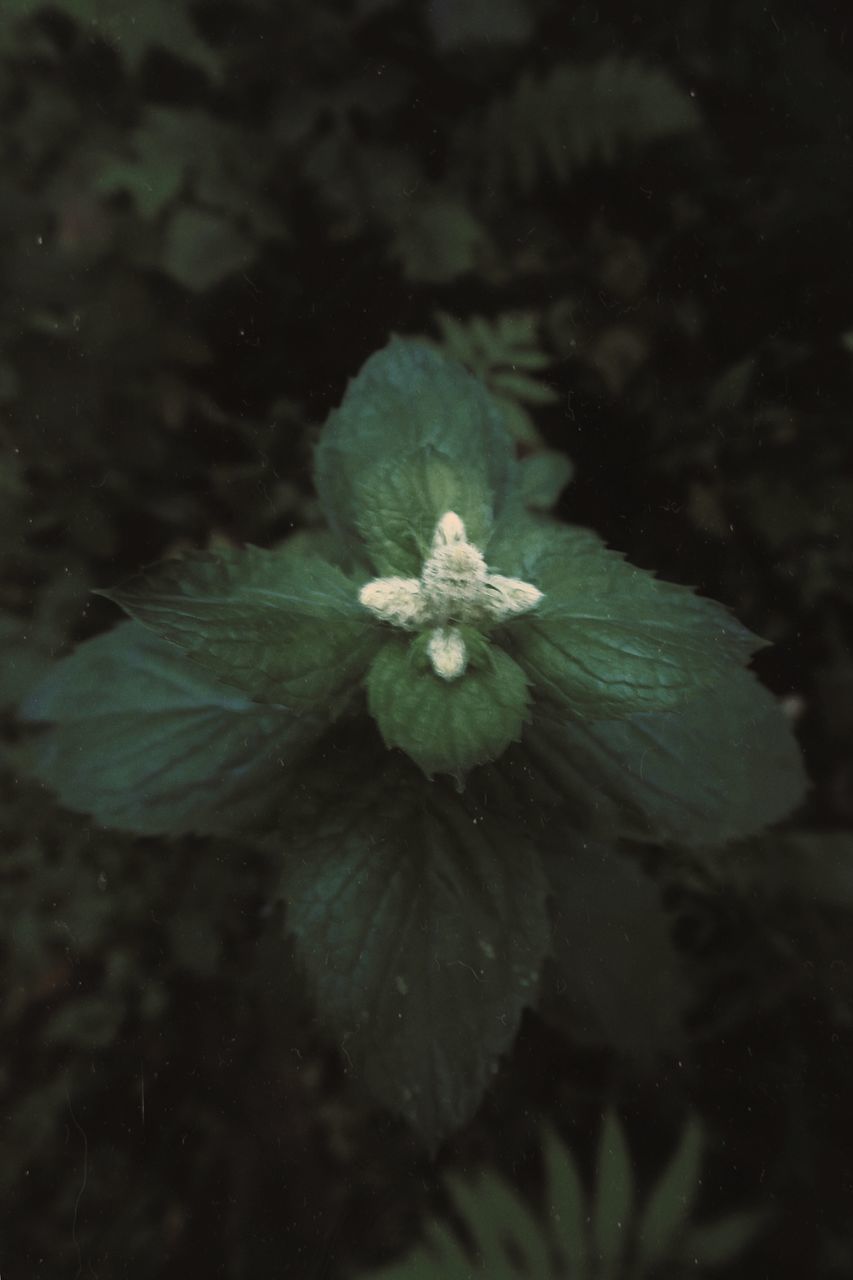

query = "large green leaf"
[282, 768, 549, 1148]
[103, 544, 380, 713]
[314, 339, 519, 573]
[21, 622, 317, 835]
[366, 637, 530, 777]
[499, 525, 763, 719]
[542, 842, 688, 1061]
[518, 668, 807, 847]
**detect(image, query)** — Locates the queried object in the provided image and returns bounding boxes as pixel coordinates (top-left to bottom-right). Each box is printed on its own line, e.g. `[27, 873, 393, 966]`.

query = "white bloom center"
[359, 511, 543, 681]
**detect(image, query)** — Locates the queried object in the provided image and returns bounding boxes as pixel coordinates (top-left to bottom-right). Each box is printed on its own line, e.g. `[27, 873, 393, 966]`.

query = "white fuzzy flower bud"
[484, 574, 544, 618]
[359, 577, 426, 628]
[427, 627, 468, 681]
[359, 511, 544, 668]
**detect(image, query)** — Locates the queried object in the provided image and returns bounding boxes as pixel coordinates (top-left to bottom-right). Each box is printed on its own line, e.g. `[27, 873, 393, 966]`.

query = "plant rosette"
[20, 339, 807, 1148]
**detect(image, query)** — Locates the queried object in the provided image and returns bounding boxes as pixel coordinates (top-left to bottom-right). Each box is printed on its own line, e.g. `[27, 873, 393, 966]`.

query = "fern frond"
[462, 57, 702, 193]
[425, 310, 558, 443]
[363, 1116, 764, 1279]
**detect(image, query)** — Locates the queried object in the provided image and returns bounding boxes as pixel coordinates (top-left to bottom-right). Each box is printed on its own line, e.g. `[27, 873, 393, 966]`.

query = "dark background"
[1, 0, 852, 1275]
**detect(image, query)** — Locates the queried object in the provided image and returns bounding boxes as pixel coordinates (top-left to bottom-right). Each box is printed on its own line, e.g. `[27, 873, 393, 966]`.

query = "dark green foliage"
[367, 1114, 763, 1277]
[2, 0, 853, 1274]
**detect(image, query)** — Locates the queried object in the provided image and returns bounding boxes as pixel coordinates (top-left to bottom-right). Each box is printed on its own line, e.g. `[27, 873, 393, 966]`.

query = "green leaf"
[637, 1118, 703, 1267]
[21, 622, 317, 835]
[593, 1111, 634, 1277]
[5, 0, 221, 76]
[366, 637, 530, 777]
[445, 1172, 553, 1278]
[103, 544, 380, 714]
[501, 526, 763, 719]
[543, 1127, 589, 1280]
[354, 446, 497, 577]
[542, 842, 688, 1060]
[390, 195, 492, 285]
[427, 310, 556, 445]
[519, 452, 574, 512]
[523, 667, 806, 846]
[315, 339, 518, 571]
[162, 207, 254, 291]
[282, 768, 549, 1149]
[464, 57, 701, 194]
[426, 0, 532, 51]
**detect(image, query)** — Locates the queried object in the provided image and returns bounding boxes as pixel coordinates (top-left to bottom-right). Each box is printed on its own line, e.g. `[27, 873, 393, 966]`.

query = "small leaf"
[593, 1111, 634, 1277]
[502, 526, 763, 719]
[21, 622, 315, 835]
[366, 637, 530, 777]
[543, 1127, 589, 1280]
[519, 452, 574, 511]
[5, 0, 221, 76]
[426, 0, 532, 51]
[104, 544, 380, 714]
[390, 195, 492, 284]
[445, 1172, 552, 1278]
[315, 339, 518, 566]
[162, 207, 254, 291]
[354, 446, 496, 577]
[637, 1118, 704, 1267]
[282, 767, 549, 1148]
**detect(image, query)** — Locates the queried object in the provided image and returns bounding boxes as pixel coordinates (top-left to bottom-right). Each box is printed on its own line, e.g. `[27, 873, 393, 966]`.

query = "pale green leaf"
[542, 1127, 589, 1280]
[282, 767, 549, 1148]
[366, 637, 530, 777]
[103, 544, 380, 713]
[593, 1111, 634, 1277]
[22, 622, 315, 835]
[446, 1172, 552, 1278]
[637, 1118, 704, 1267]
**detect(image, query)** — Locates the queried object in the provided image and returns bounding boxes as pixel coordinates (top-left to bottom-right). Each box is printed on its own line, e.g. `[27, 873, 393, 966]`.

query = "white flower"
[359, 511, 543, 681]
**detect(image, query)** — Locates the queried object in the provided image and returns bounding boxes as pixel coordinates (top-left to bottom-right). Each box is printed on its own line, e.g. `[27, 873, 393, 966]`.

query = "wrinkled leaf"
[103, 544, 380, 713]
[22, 622, 317, 835]
[315, 340, 519, 569]
[523, 668, 807, 846]
[501, 525, 763, 719]
[282, 767, 549, 1148]
[366, 637, 530, 777]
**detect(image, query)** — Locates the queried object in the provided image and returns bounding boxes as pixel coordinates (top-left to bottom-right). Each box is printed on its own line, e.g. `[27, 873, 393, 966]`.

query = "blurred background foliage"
[1, 0, 852, 1274]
